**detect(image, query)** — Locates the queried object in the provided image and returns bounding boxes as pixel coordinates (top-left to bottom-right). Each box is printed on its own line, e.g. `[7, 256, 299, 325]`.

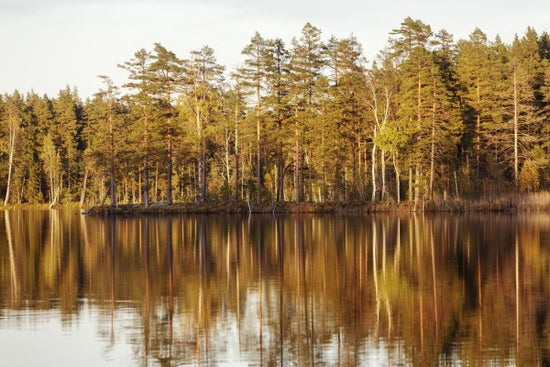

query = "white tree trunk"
[4, 123, 16, 206]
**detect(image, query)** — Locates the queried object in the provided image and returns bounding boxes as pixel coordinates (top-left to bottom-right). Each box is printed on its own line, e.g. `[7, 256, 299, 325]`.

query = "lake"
[1, 209, 549, 366]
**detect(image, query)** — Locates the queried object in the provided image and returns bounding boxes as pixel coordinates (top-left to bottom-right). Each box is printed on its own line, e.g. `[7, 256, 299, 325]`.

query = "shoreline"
[3, 193, 550, 215]
[83, 196, 550, 215]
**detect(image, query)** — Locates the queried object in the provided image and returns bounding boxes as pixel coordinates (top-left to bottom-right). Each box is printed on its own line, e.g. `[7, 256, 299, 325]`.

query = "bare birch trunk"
[4, 122, 16, 206]
[234, 101, 240, 202]
[394, 153, 401, 204]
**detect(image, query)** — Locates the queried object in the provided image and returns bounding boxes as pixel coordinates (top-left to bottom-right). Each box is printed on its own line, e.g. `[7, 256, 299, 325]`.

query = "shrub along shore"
[83, 193, 550, 215]
[3, 193, 549, 214]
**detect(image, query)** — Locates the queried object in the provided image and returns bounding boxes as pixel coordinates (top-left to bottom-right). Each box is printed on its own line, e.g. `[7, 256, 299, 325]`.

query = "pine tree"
[263, 38, 291, 202]
[84, 76, 125, 206]
[239, 32, 269, 202]
[388, 18, 462, 201]
[150, 43, 183, 205]
[289, 23, 325, 202]
[179, 46, 225, 202]
[325, 35, 368, 200]
[390, 17, 433, 201]
[456, 28, 500, 186]
[505, 31, 543, 191]
[119, 48, 159, 206]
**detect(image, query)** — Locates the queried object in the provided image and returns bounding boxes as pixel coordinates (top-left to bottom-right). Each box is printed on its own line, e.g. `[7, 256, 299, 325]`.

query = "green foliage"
[519, 159, 540, 192]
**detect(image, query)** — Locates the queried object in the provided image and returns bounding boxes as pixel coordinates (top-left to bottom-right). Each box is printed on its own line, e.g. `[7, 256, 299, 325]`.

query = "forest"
[1, 17, 549, 207]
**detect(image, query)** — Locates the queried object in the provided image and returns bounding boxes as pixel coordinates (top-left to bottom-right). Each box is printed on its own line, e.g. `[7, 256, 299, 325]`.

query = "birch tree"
[1, 92, 23, 205]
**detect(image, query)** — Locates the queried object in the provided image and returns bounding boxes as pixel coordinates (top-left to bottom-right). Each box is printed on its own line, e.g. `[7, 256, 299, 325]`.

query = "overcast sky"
[1, 0, 548, 98]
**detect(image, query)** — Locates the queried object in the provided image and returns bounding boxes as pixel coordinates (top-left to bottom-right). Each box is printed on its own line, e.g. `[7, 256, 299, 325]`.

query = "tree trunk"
[429, 101, 436, 200]
[123, 177, 128, 203]
[513, 67, 519, 192]
[110, 160, 116, 207]
[381, 149, 386, 201]
[276, 151, 284, 203]
[321, 134, 326, 202]
[100, 185, 110, 206]
[295, 149, 303, 203]
[49, 186, 60, 209]
[198, 141, 207, 202]
[476, 79, 481, 175]
[80, 167, 89, 207]
[109, 109, 116, 207]
[234, 152, 240, 202]
[144, 162, 149, 207]
[67, 149, 72, 202]
[131, 178, 135, 203]
[195, 100, 206, 202]
[295, 111, 303, 203]
[198, 154, 204, 202]
[4, 131, 15, 206]
[49, 172, 54, 204]
[138, 172, 142, 204]
[256, 97, 262, 203]
[408, 166, 413, 202]
[234, 102, 240, 203]
[393, 153, 400, 204]
[167, 139, 173, 205]
[353, 137, 358, 195]
[414, 164, 420, 203]
[371, 142, 377, 202]
[224, 130, 231, 191]
[154, 162, 158, 202]
[454, 171, 460, 199]
[358, 139, 363, 197]
[4, 121, 16, 206]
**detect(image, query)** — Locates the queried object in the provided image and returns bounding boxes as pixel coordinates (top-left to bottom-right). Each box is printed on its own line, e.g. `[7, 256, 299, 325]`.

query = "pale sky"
[0, 0, 548, 99]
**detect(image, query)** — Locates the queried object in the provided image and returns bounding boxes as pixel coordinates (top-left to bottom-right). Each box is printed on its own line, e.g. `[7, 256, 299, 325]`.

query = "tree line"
[1, 17, 550, 206]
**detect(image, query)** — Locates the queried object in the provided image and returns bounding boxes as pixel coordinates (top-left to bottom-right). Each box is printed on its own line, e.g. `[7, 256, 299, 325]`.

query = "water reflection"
[1, 210, 550, 365]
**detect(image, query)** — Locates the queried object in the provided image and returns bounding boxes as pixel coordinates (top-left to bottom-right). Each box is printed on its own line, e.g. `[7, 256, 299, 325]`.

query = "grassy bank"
[83, 192, 550, 215]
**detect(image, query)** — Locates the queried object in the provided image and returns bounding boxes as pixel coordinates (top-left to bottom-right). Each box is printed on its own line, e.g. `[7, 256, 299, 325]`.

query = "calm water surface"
[1, 210, 549, 366]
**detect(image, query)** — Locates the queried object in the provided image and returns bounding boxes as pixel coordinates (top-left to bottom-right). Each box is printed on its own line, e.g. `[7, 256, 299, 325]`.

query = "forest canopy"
[1, 18, 549, 206]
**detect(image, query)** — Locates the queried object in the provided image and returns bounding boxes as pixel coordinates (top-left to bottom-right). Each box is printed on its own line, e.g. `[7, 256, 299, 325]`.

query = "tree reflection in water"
[1, 210, 550, 365]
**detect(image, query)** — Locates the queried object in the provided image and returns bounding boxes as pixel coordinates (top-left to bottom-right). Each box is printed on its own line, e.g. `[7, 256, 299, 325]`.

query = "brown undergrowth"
[83, 192, 550, 215]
